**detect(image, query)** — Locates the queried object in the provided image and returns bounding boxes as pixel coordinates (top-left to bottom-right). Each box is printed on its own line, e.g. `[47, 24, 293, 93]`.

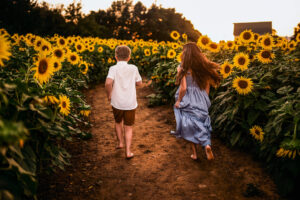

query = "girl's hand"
[174, 101, 180, 108]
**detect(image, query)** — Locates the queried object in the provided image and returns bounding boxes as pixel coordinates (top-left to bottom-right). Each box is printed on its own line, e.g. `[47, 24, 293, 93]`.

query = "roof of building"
[233, 21, 272, 36]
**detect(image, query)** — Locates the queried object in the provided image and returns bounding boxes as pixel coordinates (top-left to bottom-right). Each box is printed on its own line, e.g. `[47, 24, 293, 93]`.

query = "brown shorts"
[112, 107, 136, 126]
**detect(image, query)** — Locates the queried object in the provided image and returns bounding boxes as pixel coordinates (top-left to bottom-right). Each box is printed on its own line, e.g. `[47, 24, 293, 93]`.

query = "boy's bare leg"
[124, 125, 133, 158]
[115, 121, 125, 148]
[191, 143, 197, 160]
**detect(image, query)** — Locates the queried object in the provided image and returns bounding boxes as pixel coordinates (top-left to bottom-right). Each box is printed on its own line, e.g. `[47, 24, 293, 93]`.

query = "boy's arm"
[105, 78, 113, 101]
[175, 76, 187, 108]
[135, 68, 142, 87]
[136, 80, 142, 86]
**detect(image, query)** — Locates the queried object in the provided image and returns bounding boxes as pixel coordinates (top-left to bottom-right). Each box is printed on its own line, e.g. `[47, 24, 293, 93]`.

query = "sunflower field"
[0, 25, 299, 198]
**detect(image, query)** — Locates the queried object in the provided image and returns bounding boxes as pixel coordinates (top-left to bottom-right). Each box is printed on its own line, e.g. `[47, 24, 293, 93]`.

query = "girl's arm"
[205, 82, 210, 95]
[175, 76, 187, 108]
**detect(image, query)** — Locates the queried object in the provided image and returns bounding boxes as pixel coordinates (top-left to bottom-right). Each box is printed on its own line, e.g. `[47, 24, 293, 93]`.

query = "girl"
[171, 42, 220, 160]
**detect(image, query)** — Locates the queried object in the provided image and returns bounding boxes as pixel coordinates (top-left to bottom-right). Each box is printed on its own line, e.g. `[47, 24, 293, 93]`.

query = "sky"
[38, 0, 300, 42]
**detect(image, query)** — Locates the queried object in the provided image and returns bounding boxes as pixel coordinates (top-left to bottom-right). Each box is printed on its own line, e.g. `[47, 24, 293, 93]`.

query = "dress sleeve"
[107, 67, 115, 80]
[135, 68, 142, 82]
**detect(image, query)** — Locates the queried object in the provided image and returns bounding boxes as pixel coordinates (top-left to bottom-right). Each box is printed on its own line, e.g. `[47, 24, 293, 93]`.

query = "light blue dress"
[171, 73, 212, 146]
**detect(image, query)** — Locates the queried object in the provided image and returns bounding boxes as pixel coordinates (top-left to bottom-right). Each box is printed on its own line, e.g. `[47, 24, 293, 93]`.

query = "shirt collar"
[117, 61, 128, 65]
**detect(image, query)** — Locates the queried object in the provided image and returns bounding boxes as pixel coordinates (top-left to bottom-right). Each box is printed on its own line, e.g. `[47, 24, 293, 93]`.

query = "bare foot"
[191, 154, 197, 160]
[205, 145, 214, 160]
[126, 152, 134, 159]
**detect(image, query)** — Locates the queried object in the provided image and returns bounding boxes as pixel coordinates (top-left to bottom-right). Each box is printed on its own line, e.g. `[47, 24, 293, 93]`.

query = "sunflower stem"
[52, 106, 58, 122]
[293, 118, 299, 141]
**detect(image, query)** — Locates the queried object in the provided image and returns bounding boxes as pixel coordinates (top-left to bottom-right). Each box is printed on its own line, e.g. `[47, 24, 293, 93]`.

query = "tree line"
[0, 0, 202, 41]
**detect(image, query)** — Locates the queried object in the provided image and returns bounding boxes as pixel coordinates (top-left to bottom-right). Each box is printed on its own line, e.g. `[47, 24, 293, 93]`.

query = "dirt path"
[39, 82, 279, 200]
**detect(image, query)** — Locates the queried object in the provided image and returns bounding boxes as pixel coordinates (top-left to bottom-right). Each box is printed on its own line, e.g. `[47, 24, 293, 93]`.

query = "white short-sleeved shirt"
[107, 61, 142, 110]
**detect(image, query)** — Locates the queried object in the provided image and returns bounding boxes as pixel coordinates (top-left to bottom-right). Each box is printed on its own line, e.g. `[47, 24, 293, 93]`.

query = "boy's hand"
[174, 101, 180, 108]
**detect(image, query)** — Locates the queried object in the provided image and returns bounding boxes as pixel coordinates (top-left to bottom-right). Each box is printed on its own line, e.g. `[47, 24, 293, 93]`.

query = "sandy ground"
[39, 82, 279, 200]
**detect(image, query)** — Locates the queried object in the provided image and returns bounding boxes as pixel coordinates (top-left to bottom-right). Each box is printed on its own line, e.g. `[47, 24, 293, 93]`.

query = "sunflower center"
[254, 34, 258, 40]
[228, 42, 233, 47]
[201, 38, 209, 45]
[255, 129, 260, 135]
[54, 62, 59, 68]
[238, 80, 248, 89]
[62, 101, 66, 108]
[264, 38, 271, 46]
[42, 45, 49, 51]
[77, 45, 82, 50]
[238, 57, 246, 65]
[210, 43, 217, 49]
[71, 55, 76, 61]
[59, 39, 65, 45]
[37, 41, 42, 47]
[243, 32, 251, 40]
[290, 44, 294, 48]
[261, 51, 271, 59]
[38, 59, 48, 74]
[55, 50, 63, 58]
[249, 54, 254, 59]
[224, 65, 231, 73]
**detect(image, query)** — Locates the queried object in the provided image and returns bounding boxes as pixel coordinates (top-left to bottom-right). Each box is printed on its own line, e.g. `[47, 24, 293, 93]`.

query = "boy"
[105, 45, 142, 159]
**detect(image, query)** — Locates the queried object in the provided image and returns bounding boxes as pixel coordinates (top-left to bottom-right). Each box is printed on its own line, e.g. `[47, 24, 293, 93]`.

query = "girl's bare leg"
[191, 143, 197, 160]
[205, 145, 214, 160]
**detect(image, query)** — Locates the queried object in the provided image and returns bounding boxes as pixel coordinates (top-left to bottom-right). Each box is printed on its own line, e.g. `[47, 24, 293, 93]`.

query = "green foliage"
[0, 34, 91, 199]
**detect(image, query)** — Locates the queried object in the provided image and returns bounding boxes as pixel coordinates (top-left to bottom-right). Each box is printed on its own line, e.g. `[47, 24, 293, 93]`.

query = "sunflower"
[260, 34, 273, 50]
[233, 52, 250, 71]
[0, 35, 11, 67]
[57, 37, 67, 47]
[225, 41, 235, 50]
[281, 41, 288, 51]
[80, 61, 89, 74]
[197, 35, 211, 49]
[52, 47, 65, 61]
[276, 148, 299, 159]
[239, 30, 254, 44]
[152, 46, 159, 54]
[248, 54, 255, 62]
[75, 42, 85, 53]
[296, 34, 300, 43]
[53, 59, 62, 72]
[170, 31, 180, 40]
[171, 43, 180, 49]
[80, 110, 91, 117]
[232, 76, 253, 95]
[39, 42, 52, 55]
[67, 37, 74, 45]
[249, 125, 264, 142]
[88, 45, 95, 52]
[144, 49, 151, 56]
[43, 95, 59, 105]
[167, 49, 176, 59]
[256, 50, 275, 64]
[176, 52, 182, 62]
[287, 41, 297, 51]
[207, 42, 220, 53]
[220, 61, 233, 78]
[98, 46, 104, 53]
[58, 95, 70, 116]
[182, 33, 187, 40]
[31, 55, 54, 84]
[67, 52, 80, 65]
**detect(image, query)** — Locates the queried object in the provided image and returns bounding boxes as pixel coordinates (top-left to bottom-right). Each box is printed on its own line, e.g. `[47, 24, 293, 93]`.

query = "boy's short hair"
[115, 45, 131, 60]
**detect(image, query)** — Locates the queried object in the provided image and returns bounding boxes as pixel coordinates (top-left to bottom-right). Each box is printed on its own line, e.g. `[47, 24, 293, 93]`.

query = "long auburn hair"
[176, 42, 220, 90]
